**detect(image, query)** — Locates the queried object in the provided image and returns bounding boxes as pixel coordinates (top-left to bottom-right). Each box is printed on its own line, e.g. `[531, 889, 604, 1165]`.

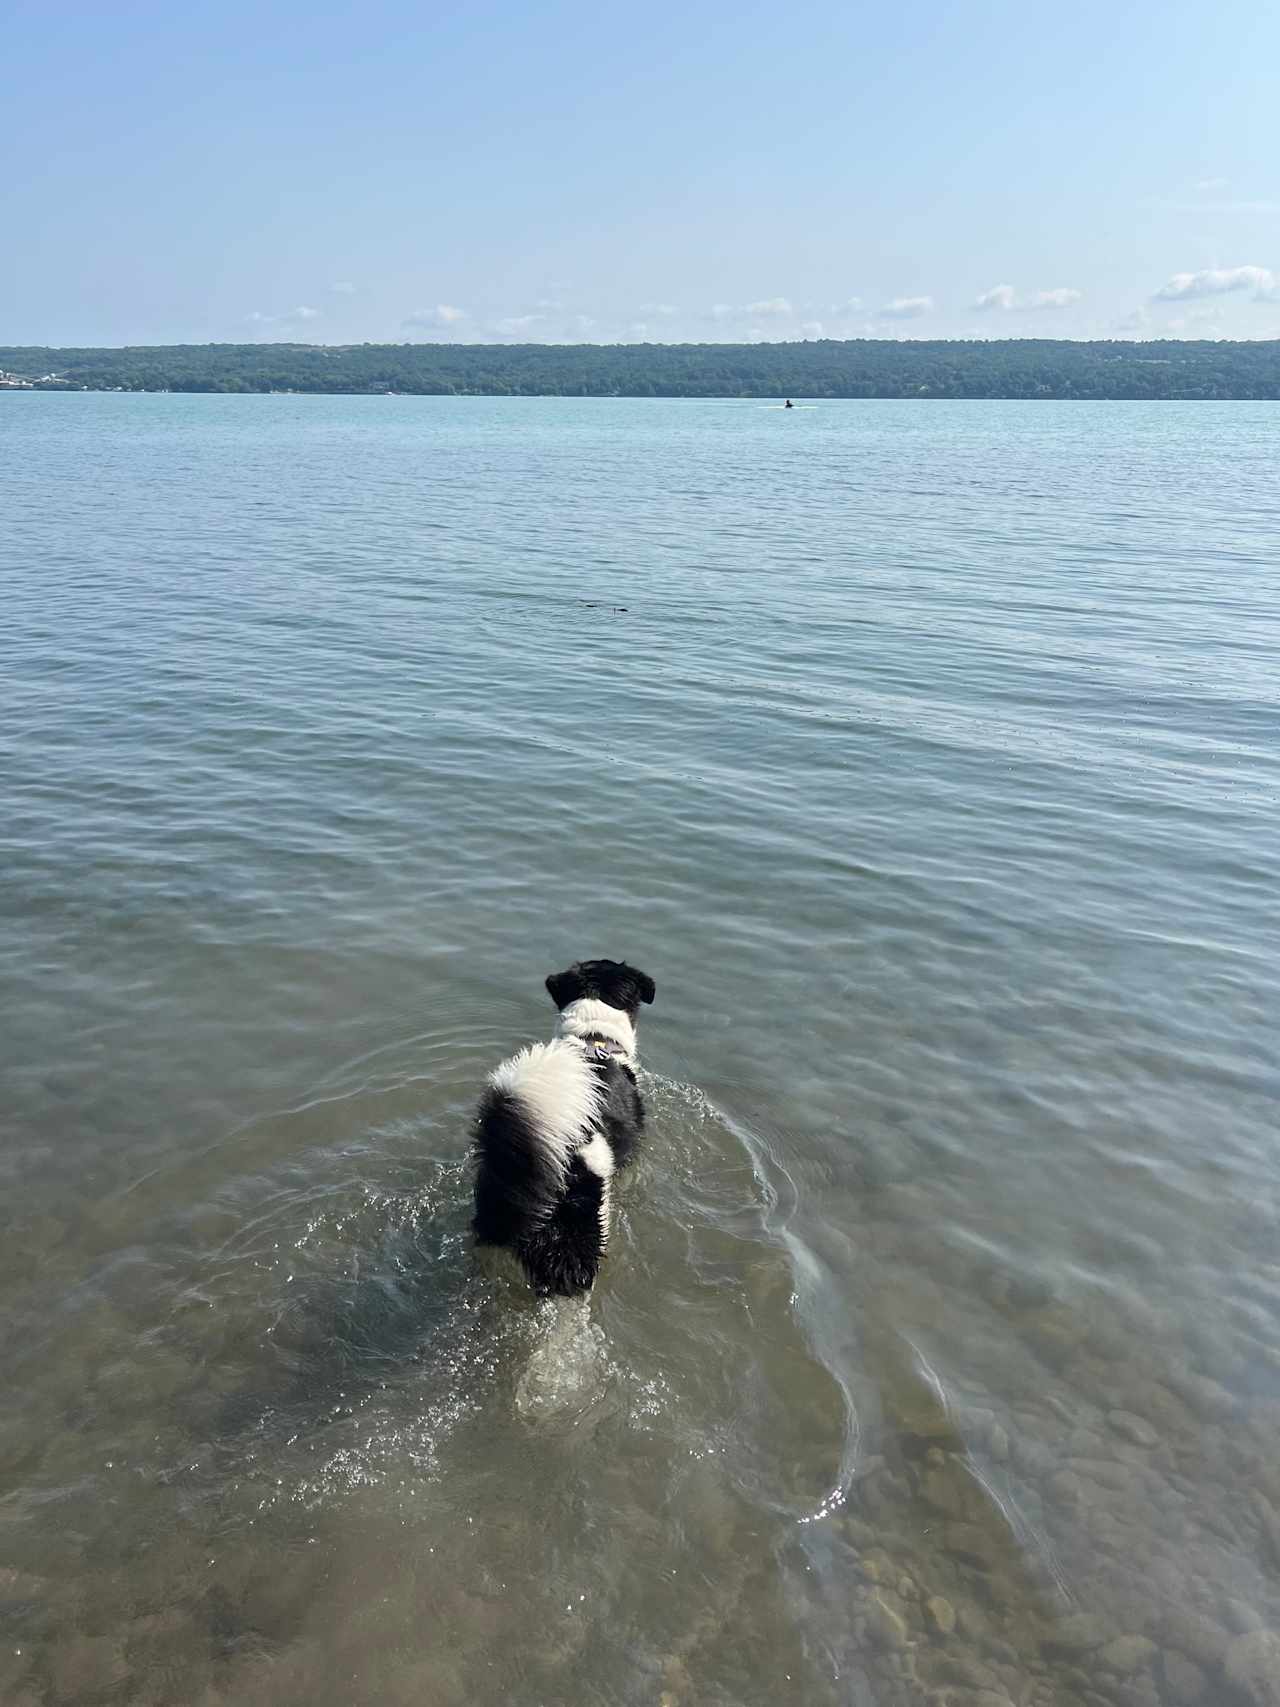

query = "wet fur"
[471, 959, 655, 1297]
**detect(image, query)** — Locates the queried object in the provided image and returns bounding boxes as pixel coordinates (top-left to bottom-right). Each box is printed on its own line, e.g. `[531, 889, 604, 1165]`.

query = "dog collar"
[580, 1033, 629, 1061]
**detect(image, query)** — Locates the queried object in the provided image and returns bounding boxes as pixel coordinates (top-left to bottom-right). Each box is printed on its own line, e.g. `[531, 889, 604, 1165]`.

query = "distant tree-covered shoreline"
[3, 339, 1280, 400]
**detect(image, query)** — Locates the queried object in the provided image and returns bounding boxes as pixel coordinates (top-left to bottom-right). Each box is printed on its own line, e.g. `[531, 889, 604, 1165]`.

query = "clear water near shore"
[2, 394, 1279, 1706]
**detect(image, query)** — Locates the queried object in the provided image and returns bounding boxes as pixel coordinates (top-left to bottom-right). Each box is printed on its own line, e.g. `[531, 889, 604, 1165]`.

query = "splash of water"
[514, 1296, 612, 1422]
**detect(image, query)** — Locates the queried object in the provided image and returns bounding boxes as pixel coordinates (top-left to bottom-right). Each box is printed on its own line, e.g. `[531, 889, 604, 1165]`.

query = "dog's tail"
[472, 1040, 603, 1247]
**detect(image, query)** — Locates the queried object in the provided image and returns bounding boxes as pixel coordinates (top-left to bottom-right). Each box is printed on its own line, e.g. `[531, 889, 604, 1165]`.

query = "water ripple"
[2, 395, 1278, 1706]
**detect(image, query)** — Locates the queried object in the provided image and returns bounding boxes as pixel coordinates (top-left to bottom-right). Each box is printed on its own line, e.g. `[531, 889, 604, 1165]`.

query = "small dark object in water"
[784, 398, 794, 409]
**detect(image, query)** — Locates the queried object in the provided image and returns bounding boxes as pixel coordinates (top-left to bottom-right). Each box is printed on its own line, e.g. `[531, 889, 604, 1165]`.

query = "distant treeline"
[3, 339, 1280, 399]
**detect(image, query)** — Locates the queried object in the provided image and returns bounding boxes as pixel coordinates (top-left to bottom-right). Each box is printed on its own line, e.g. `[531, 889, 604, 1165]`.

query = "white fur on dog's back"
[578, 1131, 615, 1247]
[487, 1039, 604, 1180]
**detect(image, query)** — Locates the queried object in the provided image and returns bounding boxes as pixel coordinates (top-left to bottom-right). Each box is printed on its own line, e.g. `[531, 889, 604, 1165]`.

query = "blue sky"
[3, 0, 1278, 346]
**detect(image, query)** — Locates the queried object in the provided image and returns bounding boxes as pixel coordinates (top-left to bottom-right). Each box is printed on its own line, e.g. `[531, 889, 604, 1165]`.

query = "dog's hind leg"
[517, 1149, 611, 1297]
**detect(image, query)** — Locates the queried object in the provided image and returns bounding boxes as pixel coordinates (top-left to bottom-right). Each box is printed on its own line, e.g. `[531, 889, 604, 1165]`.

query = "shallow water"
[2, 393, 1279, 1707]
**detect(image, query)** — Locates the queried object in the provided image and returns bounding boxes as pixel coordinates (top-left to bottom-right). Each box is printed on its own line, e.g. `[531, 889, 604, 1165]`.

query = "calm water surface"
[3, 395, 1279, 1707]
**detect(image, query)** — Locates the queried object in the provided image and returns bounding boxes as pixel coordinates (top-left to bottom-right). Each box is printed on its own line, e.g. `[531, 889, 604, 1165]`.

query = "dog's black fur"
[471, 959, 655, 1297]
[543, 958, 656, 1024]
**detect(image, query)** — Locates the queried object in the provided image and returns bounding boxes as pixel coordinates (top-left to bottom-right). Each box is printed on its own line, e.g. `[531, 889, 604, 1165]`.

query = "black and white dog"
[472, 959, 656, 1297]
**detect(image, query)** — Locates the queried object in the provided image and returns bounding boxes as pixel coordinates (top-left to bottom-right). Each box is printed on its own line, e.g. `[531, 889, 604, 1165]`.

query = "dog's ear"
[545, 966, 584, 1011]
[634, 969, 656, 1006]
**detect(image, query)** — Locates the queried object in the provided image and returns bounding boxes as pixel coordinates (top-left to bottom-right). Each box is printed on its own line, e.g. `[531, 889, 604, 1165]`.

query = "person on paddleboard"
[784, 399, 794, 409]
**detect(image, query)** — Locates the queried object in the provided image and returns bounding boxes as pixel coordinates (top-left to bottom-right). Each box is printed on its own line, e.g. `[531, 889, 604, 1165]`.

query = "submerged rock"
[942, 1521, 1005, 1570]
[1165, 1370, 1235, 1421]
[841, 1515, 877, 1550]
[1095, 1634, 1156, 1675]
[925, 1596, 956, 1637]
[866, 1592, 910, 1650]
[921, 1463, 991, 1524]
[1042, 1613, 1112, 1655]
[1106, 1410, 1158, 1448]
[930, 1652, 1006, 1692]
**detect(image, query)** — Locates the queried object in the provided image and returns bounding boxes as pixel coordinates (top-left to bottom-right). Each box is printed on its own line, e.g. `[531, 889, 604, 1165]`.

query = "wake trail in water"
[645, 1071, 864, 1520]
[514, 1295, 612, 1421]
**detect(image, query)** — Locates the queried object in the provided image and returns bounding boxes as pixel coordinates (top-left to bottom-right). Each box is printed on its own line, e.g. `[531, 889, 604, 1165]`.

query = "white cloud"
[245, 305, 320, 328]
[629, 323, 649, 337]
[330, 281, 357, 295]
[975, 284, 1081, 311]
[880, 296, 933, 319]
[404, 304, 467, 328]
[799, 320, 824, 338]
[1191, 176, 1230, 194]
[1153, 265, 1277, 302]
[710, 303, 736, 320]
[830, 296, 863, 316]
[494, 314, 544, 336]
[1028, 288, 1082, 310]
[974, 284, 1017, 311]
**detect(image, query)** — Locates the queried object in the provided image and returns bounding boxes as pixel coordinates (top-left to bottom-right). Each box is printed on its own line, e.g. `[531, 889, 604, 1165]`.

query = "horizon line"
[5, 335, 1280, 353]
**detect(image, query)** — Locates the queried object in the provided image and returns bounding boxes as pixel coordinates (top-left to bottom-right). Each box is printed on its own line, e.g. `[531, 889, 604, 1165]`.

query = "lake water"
[3, 393, 1279, 1707]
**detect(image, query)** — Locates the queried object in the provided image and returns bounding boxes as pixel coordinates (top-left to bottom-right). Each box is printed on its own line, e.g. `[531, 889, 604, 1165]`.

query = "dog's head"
[545, 959, 656, 1021]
